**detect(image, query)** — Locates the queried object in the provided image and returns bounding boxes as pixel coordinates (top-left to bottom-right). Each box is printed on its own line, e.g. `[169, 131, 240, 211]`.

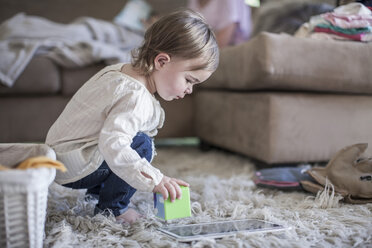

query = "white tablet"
[157, 219, 290, 242]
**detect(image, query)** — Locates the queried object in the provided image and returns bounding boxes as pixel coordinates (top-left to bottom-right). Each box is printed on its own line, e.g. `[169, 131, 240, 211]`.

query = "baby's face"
[153, 56, 212, 101]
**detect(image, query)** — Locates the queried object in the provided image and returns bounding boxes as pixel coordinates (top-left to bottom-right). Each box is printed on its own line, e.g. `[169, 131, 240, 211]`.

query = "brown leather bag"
[301, 143, 372, 204]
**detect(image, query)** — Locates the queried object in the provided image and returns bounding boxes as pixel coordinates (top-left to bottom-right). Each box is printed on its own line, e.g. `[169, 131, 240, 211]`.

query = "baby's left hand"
[153, 175, 189, 202]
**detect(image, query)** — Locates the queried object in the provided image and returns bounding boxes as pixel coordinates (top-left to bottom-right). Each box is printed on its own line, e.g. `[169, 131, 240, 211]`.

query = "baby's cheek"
[170, 84, 183, 94]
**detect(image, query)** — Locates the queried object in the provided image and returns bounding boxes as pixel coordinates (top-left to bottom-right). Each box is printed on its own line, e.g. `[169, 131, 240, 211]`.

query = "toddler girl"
[46, 9, 219, 224]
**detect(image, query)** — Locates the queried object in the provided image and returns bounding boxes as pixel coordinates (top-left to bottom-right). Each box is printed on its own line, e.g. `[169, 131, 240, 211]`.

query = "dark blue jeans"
[63, 132, 153, 217]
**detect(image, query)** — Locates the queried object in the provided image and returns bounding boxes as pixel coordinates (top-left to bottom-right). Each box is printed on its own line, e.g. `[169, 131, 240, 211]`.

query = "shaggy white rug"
[44, 147, 372, 247]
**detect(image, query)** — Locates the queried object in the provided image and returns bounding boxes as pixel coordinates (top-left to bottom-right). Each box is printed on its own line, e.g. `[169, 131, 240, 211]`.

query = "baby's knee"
[131, 132, 154, 162]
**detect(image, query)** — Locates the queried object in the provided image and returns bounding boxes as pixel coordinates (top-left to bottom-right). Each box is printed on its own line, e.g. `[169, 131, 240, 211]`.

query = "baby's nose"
[186, 86, 193, 94]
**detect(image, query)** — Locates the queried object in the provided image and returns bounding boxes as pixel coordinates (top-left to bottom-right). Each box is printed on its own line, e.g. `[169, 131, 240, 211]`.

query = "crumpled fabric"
[0, 13, 143, 87]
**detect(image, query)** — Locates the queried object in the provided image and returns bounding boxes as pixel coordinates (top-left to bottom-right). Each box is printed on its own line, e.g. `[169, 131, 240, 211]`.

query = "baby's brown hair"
[132, 9, 219, 76]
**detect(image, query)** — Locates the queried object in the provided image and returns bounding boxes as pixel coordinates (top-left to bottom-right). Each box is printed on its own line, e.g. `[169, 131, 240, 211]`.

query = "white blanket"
[0, 13, 144, 87]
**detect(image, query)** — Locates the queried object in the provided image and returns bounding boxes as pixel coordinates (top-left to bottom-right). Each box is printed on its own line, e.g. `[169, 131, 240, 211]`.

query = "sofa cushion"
[204, 32, 372, 94]
[0, 96, 69, 143]
[195, 91, 372, 164]
[0, 57, 60, 95]
[61, 63, 105, 96]
[157, 96, 196, 138]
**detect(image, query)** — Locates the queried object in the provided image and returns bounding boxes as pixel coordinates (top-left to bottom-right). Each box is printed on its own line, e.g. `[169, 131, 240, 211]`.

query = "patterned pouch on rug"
[254, 165, 316, 190]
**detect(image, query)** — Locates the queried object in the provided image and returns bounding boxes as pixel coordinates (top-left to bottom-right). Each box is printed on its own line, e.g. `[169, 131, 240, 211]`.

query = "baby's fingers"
[174, 178, 189, 187]
[165, 182, 177, 202]
[170, 180, 182, 199]
[157, 185, 168, 201]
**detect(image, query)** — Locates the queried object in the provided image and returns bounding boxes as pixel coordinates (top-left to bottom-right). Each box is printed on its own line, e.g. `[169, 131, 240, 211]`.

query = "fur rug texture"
[44, 147, 372, 247]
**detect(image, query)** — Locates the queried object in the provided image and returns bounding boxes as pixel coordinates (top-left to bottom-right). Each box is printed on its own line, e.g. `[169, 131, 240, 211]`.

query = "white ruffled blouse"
[46, 63, 165, 192]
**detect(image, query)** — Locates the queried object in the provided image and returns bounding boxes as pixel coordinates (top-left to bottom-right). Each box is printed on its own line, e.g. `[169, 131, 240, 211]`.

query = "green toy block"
[154, 186, 191, 220]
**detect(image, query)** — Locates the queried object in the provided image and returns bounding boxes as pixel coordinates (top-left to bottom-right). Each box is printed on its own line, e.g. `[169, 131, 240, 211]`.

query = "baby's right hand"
[153, 176, 189, 202]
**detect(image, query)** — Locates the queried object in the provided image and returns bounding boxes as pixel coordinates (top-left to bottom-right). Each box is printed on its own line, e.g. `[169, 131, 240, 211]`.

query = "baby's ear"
[154, 53, 170, 69]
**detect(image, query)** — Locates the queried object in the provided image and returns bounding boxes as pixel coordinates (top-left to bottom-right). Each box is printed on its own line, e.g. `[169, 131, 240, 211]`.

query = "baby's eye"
[186, 79, 192, 84]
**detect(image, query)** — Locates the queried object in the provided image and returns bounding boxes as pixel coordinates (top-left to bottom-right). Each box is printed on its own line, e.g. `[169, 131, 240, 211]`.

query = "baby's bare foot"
[116, 208, 143, 224]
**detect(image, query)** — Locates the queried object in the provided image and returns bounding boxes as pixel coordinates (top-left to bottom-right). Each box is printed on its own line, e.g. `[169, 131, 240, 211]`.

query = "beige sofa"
[0, 0, 192, 143]
[196, 32, 372, 164]
[2, 0, 372, 165]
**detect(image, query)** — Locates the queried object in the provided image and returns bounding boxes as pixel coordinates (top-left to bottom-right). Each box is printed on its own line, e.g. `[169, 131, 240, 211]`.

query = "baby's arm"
[142, 172, 189, 202]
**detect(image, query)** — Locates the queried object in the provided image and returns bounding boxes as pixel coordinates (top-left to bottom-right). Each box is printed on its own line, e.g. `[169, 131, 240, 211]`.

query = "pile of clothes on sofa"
[295, 2, 372, 42]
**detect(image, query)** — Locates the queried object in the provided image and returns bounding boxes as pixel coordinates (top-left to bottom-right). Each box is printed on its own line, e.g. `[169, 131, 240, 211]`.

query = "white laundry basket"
[0, 143, 57, 248]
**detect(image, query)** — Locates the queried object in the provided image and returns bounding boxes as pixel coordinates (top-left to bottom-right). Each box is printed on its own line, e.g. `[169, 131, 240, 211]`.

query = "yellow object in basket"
[0, 156, 66, 172]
